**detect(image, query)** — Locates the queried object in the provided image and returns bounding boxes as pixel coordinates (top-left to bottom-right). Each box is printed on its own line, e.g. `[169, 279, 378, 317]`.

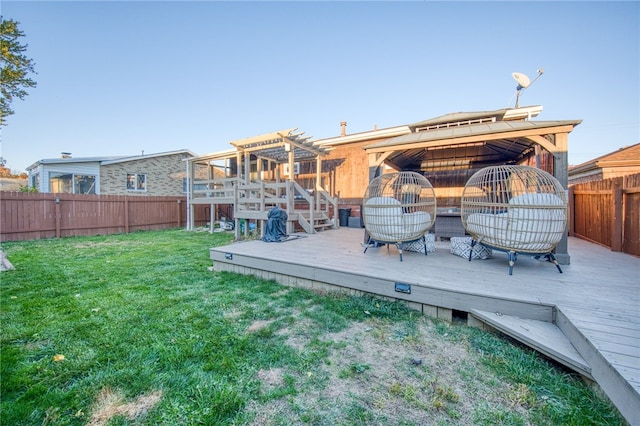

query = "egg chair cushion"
[364, 197, 433, 242]
[506, 193, 566, 251]
[465, 193, 566, 252]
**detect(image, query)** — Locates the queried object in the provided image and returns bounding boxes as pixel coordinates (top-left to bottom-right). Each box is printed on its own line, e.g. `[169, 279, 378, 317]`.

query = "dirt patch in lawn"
[249, 316, 530, 425]
[86, 387, 162, 426]
[247, 320, 273, 333]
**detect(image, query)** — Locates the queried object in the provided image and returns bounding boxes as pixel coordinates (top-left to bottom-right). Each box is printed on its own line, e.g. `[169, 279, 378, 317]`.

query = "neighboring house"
[568, 143, 640, 185]
[26, 149, 196, 196]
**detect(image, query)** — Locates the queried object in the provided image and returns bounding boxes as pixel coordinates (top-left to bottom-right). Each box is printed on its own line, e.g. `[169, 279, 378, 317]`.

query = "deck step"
[298, 211, 336, 231]
[470, 309, 592, 377]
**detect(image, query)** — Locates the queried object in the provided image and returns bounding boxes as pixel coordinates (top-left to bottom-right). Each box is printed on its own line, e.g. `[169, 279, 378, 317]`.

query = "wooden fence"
[569, 173, 640, 256]
[0, 192, 211, 242]
[3, 176, 639, 254]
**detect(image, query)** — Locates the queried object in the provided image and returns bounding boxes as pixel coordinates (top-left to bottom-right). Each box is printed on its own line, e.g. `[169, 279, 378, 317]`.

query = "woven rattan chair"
[461, 165, 568, 274]
[362, 172, 437, 261]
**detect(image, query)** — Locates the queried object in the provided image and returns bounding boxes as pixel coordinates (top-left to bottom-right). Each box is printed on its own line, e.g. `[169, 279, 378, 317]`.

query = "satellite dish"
[511, 68, 544, 108]
[512, 72, 531, 89]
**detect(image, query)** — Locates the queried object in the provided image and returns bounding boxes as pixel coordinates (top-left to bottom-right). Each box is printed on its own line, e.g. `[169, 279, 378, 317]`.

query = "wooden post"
[244, 151, 251, 185]
[55, 196, 61, 238]
[124, 198, 129, 233]
[568, 186, 575, 237]
[209, 203, 215, 234]
[177, 199, 182, 227]
[612, 187, 623, 252]
[553, 133, 570, 265]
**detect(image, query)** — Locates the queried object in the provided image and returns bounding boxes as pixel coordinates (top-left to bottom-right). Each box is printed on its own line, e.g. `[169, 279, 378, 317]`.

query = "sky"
[1, 1, 638, 173]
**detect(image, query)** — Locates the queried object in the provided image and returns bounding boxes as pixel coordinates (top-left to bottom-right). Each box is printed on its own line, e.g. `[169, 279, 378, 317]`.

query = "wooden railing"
[231, 180, 338, 236]
[190, 177, 239, 202]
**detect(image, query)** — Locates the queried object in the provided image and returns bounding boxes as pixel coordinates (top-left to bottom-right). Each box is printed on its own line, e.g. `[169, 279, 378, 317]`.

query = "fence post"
[55, 196, 61, 238]
[612, 187, 623, 252]
[124, 198, 129, 234]
[177, 199, 182, 227]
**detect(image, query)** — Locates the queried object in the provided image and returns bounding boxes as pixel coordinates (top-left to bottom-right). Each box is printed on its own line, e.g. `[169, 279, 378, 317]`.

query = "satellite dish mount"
[512, 68, 544, 108]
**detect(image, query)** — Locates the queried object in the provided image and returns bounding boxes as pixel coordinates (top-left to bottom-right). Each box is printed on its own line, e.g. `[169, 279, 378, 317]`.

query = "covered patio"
[364, 109, 582, 264]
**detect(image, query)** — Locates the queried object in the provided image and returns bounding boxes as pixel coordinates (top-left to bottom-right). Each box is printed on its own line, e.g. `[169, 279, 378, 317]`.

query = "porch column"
[553, 132, 570, 265]
[257, 156, 263, 180]
[316, 155, 322, 205]
[287, 144, 295, 182]
[244, 152, 251, 184]
[236, 151, 243, 181]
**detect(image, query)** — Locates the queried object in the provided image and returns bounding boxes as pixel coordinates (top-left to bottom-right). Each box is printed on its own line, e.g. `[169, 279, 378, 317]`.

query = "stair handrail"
[288, 181, 315, 233]
[316, 184, 338, 225]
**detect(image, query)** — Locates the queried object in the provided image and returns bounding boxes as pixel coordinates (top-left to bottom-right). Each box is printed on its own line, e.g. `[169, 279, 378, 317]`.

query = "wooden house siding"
[325, 140, 378, 200]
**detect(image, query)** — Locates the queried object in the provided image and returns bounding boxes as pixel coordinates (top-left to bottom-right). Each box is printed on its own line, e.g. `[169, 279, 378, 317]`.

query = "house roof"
[569, 143, 640, 175]
[27, 149, 196, 171]
[408, 105, 543, 130]
[365, 119, 582, 172]
[100, 149, 197, 165]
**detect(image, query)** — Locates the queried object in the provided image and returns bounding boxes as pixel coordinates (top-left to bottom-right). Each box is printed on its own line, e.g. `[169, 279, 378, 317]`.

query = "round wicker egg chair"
[362, 171, 437, 261]
[461, 165, 568, 274]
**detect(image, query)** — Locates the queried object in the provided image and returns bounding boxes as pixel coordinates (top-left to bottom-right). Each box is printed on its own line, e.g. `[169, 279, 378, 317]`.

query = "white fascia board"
[313, 126, 411, 147]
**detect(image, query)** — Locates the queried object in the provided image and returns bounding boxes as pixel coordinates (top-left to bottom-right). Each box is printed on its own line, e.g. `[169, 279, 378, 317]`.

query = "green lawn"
[0, 229, 624, 425]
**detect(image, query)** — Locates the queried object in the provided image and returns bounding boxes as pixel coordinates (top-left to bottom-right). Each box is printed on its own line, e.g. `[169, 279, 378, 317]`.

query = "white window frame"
[127, 173, 147, 192]
[49, 172, 96, 194]
[282, 162, 300, 176]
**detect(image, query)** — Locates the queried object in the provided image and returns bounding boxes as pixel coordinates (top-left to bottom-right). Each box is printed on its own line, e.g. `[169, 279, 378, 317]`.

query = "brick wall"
[100, 153, 189, 196]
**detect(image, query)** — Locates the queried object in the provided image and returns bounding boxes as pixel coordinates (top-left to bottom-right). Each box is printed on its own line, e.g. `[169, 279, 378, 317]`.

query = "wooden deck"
[210, 228, 640, 425]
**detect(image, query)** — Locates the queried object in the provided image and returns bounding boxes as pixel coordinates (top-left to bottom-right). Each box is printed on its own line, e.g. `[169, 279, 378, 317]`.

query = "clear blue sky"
[1, 1, 638, 173]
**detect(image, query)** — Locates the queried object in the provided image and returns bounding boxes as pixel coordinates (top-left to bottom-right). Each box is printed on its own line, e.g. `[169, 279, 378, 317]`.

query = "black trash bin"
[338, 208, 351, 227]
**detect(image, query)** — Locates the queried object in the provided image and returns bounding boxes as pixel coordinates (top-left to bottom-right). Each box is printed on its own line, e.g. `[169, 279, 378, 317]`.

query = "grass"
[0, 228, 625, 425]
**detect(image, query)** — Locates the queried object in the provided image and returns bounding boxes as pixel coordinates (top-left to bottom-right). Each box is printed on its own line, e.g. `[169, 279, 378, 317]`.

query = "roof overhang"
[365, 120, 582, 172]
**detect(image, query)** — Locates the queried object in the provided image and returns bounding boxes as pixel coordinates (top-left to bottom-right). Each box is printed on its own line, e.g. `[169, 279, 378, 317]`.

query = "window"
[74, 175, 96, 194]
[49, 172, 96, 194]
[49, 172, 72, 193]
[282, 162, 300, 176]
[30, 173, 40, 191]
[127, 173, 146, 191]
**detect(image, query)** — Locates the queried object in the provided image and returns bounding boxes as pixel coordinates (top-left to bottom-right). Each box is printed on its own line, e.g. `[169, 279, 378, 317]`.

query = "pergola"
[229, 128, 329, 184]
[185, 128, 333, 233]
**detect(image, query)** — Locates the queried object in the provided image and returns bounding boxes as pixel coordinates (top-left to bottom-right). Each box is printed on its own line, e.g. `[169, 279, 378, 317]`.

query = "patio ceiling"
[230, 128, 329, 163]
[365, 120, 582, 172]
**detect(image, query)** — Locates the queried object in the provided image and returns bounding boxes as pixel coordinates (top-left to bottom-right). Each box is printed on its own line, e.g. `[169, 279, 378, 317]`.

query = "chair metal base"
[468, 239, 562, 275]
[364, 234, 428, 262]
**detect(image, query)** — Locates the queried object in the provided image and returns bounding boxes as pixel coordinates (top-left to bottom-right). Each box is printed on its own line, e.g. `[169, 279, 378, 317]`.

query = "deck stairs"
[296, 210, 336, 232]
[470, 309, 592, 378]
